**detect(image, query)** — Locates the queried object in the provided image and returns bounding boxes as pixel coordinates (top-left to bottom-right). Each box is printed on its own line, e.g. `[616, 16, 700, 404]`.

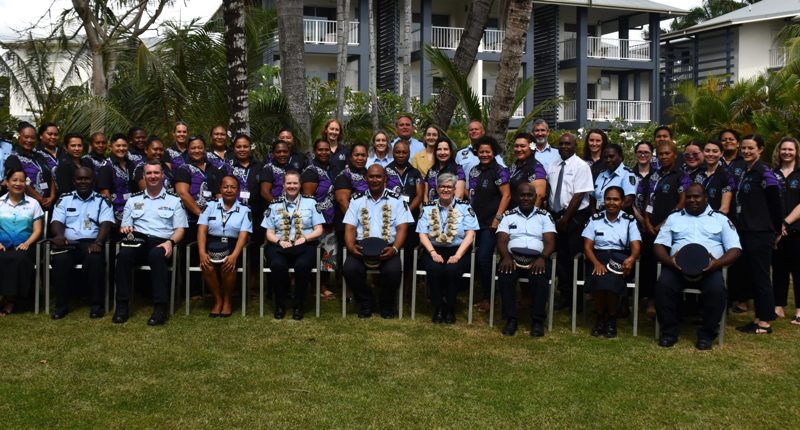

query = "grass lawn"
[1, 297, 798, 429]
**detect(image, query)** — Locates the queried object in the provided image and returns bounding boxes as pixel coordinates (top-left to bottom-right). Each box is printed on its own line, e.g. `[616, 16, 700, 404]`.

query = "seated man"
[654, 183, 741, 350]
[496, 183, 556, 337]
[49, 166, 115, 319]
[343, 164, 413, 319]
[114, 160, 188, 326]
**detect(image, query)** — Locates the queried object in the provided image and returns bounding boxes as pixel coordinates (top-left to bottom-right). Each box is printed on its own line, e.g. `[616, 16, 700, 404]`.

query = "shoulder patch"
[727, 218, 736, 230]
[467, 206, 476, 217]
[263, 206, 271, 218]
[628, 175, 637, 185]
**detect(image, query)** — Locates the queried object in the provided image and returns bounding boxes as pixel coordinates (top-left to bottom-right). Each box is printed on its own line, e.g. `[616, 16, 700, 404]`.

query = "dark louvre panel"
[375, 0, 399, 93]
[533, 5, 559, 126]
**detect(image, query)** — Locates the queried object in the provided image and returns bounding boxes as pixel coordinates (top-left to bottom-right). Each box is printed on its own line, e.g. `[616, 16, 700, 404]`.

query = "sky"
[0, 0, 705, 40]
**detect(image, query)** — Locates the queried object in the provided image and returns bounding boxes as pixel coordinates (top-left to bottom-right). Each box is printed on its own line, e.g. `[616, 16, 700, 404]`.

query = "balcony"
[770, 47, 787, 69]
[559, 37, 650, 61]
[481, 95, 524, 118]
[303, 19, 359, 45]
[412, 27, 510, 53]
[558, 99, 651, 123]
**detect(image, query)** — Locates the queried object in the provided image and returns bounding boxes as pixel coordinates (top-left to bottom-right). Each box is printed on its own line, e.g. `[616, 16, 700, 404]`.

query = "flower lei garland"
[428, 202, 458, 244]
[360, 202, 392, 241]
[278, 200, 304, 243]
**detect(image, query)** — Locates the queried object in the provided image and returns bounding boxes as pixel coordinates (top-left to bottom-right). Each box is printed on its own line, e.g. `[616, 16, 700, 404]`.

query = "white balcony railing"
[770, 47, 787, 69]
[481, 29, 504, 52]
[481, 95, 524, 118]
[303, 19, 359, 45]
[560, 37, 650, 61]
[414, 26, 510, 52]
[431, 26, 463, 50]
[558, 99, 651, 123]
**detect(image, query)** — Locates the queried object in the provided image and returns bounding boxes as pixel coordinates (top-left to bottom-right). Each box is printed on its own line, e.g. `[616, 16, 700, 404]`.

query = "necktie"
[553, 161, 566, 212]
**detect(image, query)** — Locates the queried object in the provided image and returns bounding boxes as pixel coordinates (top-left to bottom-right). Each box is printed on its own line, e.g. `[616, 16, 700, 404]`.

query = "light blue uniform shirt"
[392, 136, 425, 159]
[261, 195, 325, 238]
[496, 207, 556, 252]
[455, 146, 506, 188]
[593, 163, 638, 208]
[532, 143, 561, 167]
[582, 211, 641, 250]
[0, 193, 44, 247]
[416, 199, 479, 247]
[121, 189, 188, 239]
[367, 154, 393, 168]
[51, 191, 115, 241]
[655, 205, 741, 258]
[198, 199, 253, 238]
[343, 189, 414, 243]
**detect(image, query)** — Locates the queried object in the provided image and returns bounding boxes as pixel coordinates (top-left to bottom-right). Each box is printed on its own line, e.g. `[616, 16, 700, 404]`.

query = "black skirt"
[586, 249, 630, 296]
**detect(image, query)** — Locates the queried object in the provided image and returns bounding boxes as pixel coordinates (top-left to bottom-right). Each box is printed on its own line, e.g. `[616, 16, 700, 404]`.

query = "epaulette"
[709, 209, 725, 217]
[503, 208, 519, 216]
[301, 194, 315, 199]
[351, 192, 365, 200]
[385, 190, 400, 199]
[455, 199, 470, 205]
[591, 212, 604, 220]
[535, 208, 549, 216]
[621, 212, 635, 220]
[166, 190, 180, 198]
[423, 200, 437, 207]
[271, 196, 286, 204]
[131, 190, 144, 197]
[670, 208, 683, 214]
[623, 166, 634, 173]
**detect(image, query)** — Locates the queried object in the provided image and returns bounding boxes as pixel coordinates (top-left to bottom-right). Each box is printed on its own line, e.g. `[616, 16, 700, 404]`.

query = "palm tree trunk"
[369, 0, 379, 130]
[224, 0, 250, 136]
[277, 0, 311, 143]
[487, 0, 532, 141]
[335, 0, 350, 121]
[402, 0, 412, 111]
[432, 0, 493, 128]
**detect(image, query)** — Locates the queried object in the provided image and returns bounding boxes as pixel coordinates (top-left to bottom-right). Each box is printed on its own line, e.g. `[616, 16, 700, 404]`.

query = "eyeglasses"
[438, 185, 454, 190]
[636, 151, 652, 156]
[684, 152, 701, 159]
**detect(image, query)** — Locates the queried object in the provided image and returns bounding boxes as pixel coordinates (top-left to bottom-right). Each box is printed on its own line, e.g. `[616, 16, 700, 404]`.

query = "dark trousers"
[773, 232, 800, 308]
[476, 228, 496, 301]
[638, 233, 657, 298]
[115, 240, 172, 305]
[655, 266, 726, 341]
[554, 211, 587, 299]
[51, 240, 105, 310]
[729, 231, 776, 321]
[343, 254, 402, 311]
[422, 245, 470, 311]
[498, 265, 550, 323]
[265, 243, 316, 309]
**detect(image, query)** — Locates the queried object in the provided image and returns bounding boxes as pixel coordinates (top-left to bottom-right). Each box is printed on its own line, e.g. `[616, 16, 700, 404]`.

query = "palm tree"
[670, 1, 757, 32]
[402, 0, 412, 111]
[276, 0, 311, 144]
[223, 0, 250, 136]
[368, 0, 379, 130]
[335, 0, 351, 121]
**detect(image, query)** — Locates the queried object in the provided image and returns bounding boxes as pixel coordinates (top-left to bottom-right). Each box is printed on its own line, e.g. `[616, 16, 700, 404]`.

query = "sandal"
[754, 325, 772, 335]
[320, 289, 337, 302]
[736, 322, 758, 333]
[790, 316, 800, 325]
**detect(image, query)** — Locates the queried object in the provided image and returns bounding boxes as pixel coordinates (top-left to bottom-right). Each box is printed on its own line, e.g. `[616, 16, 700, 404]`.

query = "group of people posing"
[0, 117, 793, 350]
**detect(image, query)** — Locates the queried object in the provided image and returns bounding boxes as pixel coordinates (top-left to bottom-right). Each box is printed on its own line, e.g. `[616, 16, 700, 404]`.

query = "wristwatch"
[168, 239, 176, 246]
[392, 246, 400, 254]
[495, 214, 504, 221]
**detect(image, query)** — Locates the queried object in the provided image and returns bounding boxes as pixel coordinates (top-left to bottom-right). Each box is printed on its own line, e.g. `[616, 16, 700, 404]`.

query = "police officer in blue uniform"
[49, 167, 115, 319]
[343, 164, 414, 319]
[592, 144, 637, 212]
[496, 182, 556, 337]
[416, 172, 479, 324]
[262, 171, 325, 320]
[654, 183, 742, 350]
[114, 160, 188, 326]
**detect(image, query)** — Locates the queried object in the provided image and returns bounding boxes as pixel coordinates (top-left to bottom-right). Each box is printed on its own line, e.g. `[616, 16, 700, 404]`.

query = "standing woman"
[682, 141, 705, 174]
[166, 121, 189, 170]
[35, 122, 64, 173]
[6, 122, 56, 211]
[322, 119, 349, 172]
[82, 132, 113, 197]
[772, 137, 800, 322]
[632, 141, 655, 224]
[412, 125, 441, 179]
[108, 134, 139, 226]
[695, 140, 735, 213]
[386, 139, 424, 269]
[54, 132, 88, 194]
[133, 136, 174, 192]
[508, 132, 547, 209]
[276, 128, 307, 171]
[175, 136, 224, 241]
[731, 134, 782, 334]
[333, 142, 369, 284]
[424, 138, 465, 202]
[720, 129, 747, 178]
[227, 134, 263, 296]
[0, 169, 44, 315]
[591, 143, 637, 212]
[582, 186, 641, 337]
[583, 128, 609, 180]
[259, 140, 292, 205]
[263, 171, 325, 320]
[207, 125, 232, 172]
[197, 175, 252, 317]
[469, 136, 511, 312]
[127, 127, 147, 164]
[367, 130, 393, 168]
[639, 141, 690, 318]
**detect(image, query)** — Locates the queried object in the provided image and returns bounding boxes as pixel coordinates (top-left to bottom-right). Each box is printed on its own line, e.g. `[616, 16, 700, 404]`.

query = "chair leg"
[241, 252, 247, 317]
[571, 255, 579, 333]
[259, 247, 265, 318]
[548, 255, 556, 332]
[397, 250, 403, 320]
[633, 261, 640, 337]
[315, 247, 321, 318]
[170, 252, 177, 315]
[43, 244, 49, 315]
[341, 277, 347, 318]
[411, 248, 418, 320]
[185, 248, 191, 316]
[489, 254, 496, 328]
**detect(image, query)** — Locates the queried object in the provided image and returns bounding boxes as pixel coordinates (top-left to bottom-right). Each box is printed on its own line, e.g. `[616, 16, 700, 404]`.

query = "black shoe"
[51, 307, 69, 320]
[444, 309, 456, 324]
[604, 318, 617, 338]
[591, 317, 606, 337]
[432, 308, 444, 324]
[112, 302, 129, 324]
[292, 308, 304, 321]
[502, 318, 518, 336]
[89, 306, 104, 319]
[736, 322, 758, 333]
[147, 306, 168, 326]
[530, 321, 545, 337]
[695, 338, 713, 350]
[274, 305, 286, 320]
[358, 307, 372, 318]
[380, 308, 396, 319]
[658, 336, 678, 347]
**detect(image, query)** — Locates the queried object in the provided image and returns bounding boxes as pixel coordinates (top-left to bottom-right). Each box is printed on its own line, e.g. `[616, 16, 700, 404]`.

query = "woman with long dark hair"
[424, 138, 465, 202]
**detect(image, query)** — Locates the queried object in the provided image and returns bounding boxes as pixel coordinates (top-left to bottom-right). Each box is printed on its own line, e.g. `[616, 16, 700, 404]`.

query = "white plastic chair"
[114, 242, 179, 315]
[488, 252, 558, 331]
[43, 240, 111, 314]
[341, 247, 404, 319]
[184, 241, 248, 316]
[259, 244, 323, 318]
[571, 253, 641, 335]
[410, 242, 476, 324]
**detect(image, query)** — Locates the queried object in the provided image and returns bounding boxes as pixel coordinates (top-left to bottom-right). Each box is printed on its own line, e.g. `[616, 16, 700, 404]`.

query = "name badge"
[202, 191, 212, 198]
[240, 191, 250, 199]
[401, 195, 410, 203]
[123, 193, 131, 200]
[40, 182, 49, 190]
[221, 237, 228, 243]
[645, 204, 654, 214]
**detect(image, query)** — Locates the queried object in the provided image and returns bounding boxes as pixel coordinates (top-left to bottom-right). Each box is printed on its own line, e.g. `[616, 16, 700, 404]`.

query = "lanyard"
[218, 203, 237, 236]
